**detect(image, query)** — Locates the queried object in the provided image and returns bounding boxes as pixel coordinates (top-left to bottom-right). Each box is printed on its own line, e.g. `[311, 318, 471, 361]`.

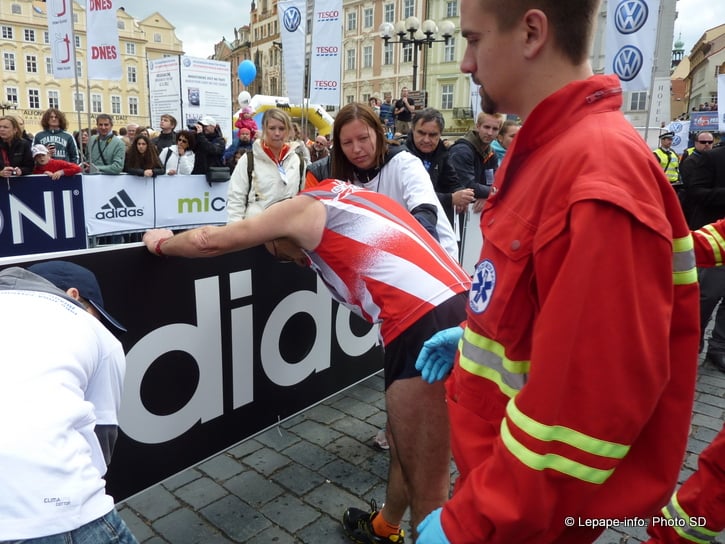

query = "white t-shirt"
[0, 289, 126, 539]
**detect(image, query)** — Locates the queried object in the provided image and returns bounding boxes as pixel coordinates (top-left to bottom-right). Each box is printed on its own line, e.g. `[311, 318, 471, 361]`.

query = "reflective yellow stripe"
[660, 493, 720, 543]
[500, 419, 615, 484]
[700, 225, 725, 266]
[459, 328, 528, 397]
[673, 234, 697, 285]
[506, 400, 629, 459]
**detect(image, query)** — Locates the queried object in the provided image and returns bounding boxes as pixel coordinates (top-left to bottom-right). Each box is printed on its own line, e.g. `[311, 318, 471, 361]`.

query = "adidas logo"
[95, 189, 145, 220]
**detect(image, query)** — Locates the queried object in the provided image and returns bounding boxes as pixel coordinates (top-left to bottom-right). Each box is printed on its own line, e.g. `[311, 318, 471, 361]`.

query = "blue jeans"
[4, 509, 138, 544]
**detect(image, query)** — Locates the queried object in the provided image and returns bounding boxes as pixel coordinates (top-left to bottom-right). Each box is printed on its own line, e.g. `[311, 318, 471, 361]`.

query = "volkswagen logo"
[670, 122, 683, 133]
[614, 0, 649, 35]
[283, 7, 302, 32]
[613, 46, 643, 82]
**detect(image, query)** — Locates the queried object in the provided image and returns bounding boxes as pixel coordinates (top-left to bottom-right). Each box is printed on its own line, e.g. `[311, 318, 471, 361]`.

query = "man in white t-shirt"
[0, 261, 137, 543]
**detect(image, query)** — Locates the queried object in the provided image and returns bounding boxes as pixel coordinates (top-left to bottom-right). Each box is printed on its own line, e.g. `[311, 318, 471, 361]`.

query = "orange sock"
[371, 510, 401, 538]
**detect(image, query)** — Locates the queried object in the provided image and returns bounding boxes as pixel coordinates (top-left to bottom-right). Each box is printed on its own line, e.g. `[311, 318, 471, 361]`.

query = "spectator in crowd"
[308, 135, 330, 163]
[226, 108, 305, 222]
[681, 131, 714, 165]
[491, 119, 520, 164]
[142, 179, 470, 544]
[653, 131, 681, 184]
[405, 107, 474, 231]
[393, 87, 415, 135]
[368, 96, 381, 117]
[74, 128, 90, 162]
[222, 127, 253, 166]
[191, 115, 226, 179]
[13, 114, 33, 144]
[331, 102, 459, 259]
[0, 260, 136, 544]
[292, 122, 312, 165]
[152, 114, 178, 153]
[126, 123, 139, 142]
[84, 114, 126, 174]
[235, 106, 258, 141]
[33, 108, 80, 164]
[124, 134, 164, 178]
[31, 143, 82, 179]
[227, 148, 245, 173]
[684, 143, 725, 372]
[158, 130, 196, 176]
[379, 94, 395, 132]
[447, 111, 502, 211]
[413, 0, 700, 542]
[0, 115, 33, 177]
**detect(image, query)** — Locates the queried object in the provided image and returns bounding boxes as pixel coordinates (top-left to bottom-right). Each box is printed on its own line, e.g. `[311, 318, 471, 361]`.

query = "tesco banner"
[309, 0, 343, 106]
[1, 246, 383, 500]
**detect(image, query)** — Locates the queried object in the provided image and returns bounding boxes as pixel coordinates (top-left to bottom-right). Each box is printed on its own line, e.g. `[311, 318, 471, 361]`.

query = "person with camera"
[190, 115, 227, 182]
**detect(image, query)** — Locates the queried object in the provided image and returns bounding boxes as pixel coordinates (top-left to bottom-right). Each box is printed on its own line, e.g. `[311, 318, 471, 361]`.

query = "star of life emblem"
[469, 259, 496, 314]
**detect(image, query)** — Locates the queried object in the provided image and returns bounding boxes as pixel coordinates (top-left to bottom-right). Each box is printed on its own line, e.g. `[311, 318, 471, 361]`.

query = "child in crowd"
[31, 144, 82, 180]
[235, 106, 258, 140]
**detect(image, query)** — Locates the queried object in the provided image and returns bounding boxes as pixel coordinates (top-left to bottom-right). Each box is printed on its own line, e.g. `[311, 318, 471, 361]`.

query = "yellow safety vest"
[654, 147, 680, 183]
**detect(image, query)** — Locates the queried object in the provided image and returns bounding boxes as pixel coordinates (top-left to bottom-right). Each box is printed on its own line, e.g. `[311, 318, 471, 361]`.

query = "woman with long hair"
[123, 134, 164, 177]
[0, 115, 33, 178]
[158, 130, 196, 175]
[331, 102, 458, 259]
[226, 108, 306, 222]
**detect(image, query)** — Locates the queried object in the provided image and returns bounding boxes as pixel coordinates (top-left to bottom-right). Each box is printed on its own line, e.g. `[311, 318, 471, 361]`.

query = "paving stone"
[226, 438, 264, 459]
[125, 485, 180, 521]
[329, 395, 380, 419]
[692, 401, 724, 419]
[259, 494, 321, 533]
[151, 508, 232, 543]
[118, 506, 156, 542]
[254, 426, 302, 450]
[287, 419, 343, 446]
[174, 477, 229, 510]
[296, 513, 353, 543]
[344, 383, 386, 404]
[303, 403, 349, 424]
[319, 458, 379, 496]
[329, 415, 380, 443]
[161, 468, 203, 491]
[224, 470, 284, 508]
[272, 463, 327, 495]
[253, 525, 297, 543]
[197, 453, 245, 481]
[241, 447, 292, 476]
[303, 483, 368, 518]
[691, 412, 724, 432]
[327, 435, 378, 466]
[282, 440, 338, 471]
[200, 495, 272, 542]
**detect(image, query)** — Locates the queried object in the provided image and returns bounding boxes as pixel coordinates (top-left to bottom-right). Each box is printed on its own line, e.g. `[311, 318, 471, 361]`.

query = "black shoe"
[706, 352, 725, 373]
[342, 499, 405, 544]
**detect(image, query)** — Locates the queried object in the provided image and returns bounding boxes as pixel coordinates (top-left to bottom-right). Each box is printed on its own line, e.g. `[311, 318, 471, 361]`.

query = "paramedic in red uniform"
[143, 180, 471, 543]
[413, 0, 701, 542]
[644, 220, 725, 544]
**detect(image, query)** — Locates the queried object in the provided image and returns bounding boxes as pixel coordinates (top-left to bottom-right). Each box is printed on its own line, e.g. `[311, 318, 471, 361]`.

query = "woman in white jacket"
[158, 130, 196, 175]
[226, 108, 305, 222]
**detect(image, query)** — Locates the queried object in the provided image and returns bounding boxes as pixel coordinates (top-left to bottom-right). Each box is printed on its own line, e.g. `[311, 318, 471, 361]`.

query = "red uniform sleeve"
[692, 218, 725, 267]
[442, 201, 683, 542]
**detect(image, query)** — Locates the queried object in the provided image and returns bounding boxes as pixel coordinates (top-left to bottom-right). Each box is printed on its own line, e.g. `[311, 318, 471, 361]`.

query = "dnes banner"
[86, 0, 122, 80]
[605, 0, 660, 92]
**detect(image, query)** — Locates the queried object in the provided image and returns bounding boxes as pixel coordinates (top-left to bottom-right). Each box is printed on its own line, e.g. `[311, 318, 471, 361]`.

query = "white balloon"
[238, 91, 251, 108]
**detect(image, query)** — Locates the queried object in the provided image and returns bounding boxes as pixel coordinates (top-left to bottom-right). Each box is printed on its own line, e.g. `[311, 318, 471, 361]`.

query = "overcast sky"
[116, 0, 722, 60]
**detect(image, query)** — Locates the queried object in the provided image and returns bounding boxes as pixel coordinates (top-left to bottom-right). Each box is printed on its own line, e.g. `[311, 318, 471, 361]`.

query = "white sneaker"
[373, 428, 390, 450]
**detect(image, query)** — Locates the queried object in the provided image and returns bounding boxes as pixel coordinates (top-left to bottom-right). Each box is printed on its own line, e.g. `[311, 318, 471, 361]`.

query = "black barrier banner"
[0, 174, 86, 257]
[6, 244, 383, 500]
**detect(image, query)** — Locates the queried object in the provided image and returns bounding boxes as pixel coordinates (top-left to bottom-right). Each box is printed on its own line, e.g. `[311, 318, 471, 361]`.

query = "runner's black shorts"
[383, 292, 468, 389]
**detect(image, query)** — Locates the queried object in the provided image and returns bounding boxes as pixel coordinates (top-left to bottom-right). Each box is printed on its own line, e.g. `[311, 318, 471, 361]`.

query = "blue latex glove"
[415, 326, 463, 383]
[417, 508, 450, 544]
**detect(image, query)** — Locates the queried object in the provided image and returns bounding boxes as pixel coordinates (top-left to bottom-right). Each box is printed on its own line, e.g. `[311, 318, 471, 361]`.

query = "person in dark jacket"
[152, 114, 178, 153]
[192, 115, 226, 178]
[0, 115, 33, 177]
[123, 134, 164, 177]
[405, 108, 474, 229]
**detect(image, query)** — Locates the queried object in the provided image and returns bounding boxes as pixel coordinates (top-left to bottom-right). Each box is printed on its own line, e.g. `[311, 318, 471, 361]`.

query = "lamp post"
[0, 100, 16, 116]
[379, 17, 455, 91]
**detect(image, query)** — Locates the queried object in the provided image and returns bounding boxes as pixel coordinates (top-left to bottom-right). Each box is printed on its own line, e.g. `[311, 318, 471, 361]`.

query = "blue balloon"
[237, 60, 257, 86]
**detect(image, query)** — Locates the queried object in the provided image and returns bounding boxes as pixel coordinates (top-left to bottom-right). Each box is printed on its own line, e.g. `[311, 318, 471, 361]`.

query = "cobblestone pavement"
[118, 358, 724, 543]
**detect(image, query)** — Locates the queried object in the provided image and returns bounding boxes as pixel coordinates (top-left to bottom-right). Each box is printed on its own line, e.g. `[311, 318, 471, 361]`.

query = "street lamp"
[379, 17, 455, 91]
[0, 100, 16, 116]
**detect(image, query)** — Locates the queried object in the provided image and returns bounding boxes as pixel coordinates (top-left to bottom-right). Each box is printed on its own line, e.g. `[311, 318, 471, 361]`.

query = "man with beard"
[413, 0, 700, 542]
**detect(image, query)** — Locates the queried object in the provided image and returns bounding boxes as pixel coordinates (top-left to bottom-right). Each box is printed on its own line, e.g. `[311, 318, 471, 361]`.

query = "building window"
[402, 42, 412, 63]
[127, 66, 137, 83]
[347, 11, 357, 31]
[270, 77, 278, 96]
[11, 4, 21, 14]
[111, 96, 121, 114]
[91, 93, 102, 113]
[346, 49, 356, 71]
[4, 52, 16, 71]
[26, 55, 38, 73]
[2, 26, 13, 40]
[74, 92, 84, 112]
[384, 3, 394, 23]
[446, 0, 458, 17]
[363, 45, 372, 68]
[126, 42, 136, 55]
[76, 60, 82, 77]
[443, 37, 455, 62]
[73, 13, 78, 24]
[44, 31, 49, 44]
[45, 56, 52, 73]
[75, 35, 81, 48]
[441, 84, 454, 109]
[48, 90, 59, 109]
[6, 88, 18, 105]
[347, 94, 355, 104]
[154, 33, 161, 43]
[383, 43, 393, 65]
[364, 8, 373, 28]
[129, 97, 139, 116]
[117, 21, 125, 30]
[24, 29, 36, 42]
[28, 89, 40, 109]
[630, 91, 647, 111]
[403, 0, 415, 18]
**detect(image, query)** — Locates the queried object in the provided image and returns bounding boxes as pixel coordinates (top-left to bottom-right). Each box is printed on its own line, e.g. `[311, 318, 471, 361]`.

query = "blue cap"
[28, 261, 126, 332]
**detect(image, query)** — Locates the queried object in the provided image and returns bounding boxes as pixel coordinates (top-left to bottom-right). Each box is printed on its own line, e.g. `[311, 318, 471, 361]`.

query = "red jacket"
[33, 158, 82, 176]
[442, 75, 700, 543]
